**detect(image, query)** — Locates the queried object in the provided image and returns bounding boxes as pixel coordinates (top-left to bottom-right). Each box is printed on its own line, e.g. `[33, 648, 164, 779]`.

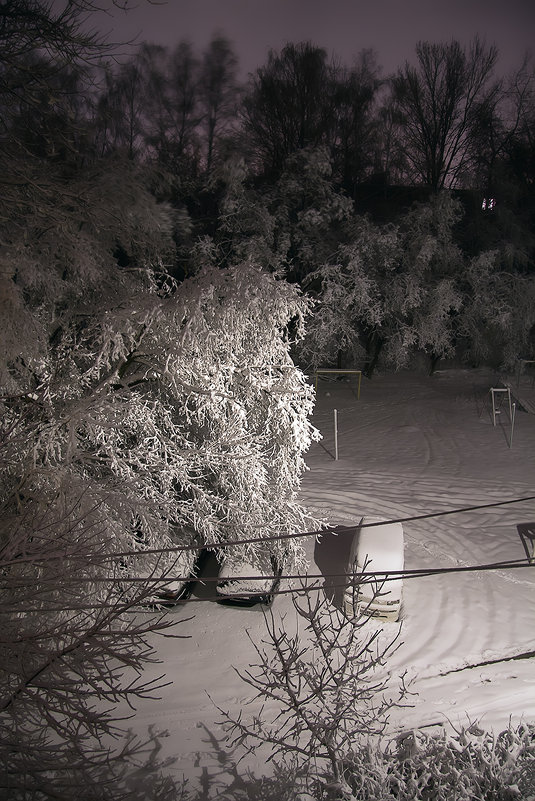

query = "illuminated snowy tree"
[1, 158, 318, 797]
[1, 8, 318, 793]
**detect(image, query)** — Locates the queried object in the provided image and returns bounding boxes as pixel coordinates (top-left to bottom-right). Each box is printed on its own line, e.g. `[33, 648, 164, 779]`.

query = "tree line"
[3, 5, 534, 206]
[85, 33, 534, 198]
[66, 22, 533, 373]
[2, 2, 534, 285]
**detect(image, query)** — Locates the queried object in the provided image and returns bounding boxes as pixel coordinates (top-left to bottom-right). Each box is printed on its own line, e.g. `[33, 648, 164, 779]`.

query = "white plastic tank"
[343, 516, 404, 622]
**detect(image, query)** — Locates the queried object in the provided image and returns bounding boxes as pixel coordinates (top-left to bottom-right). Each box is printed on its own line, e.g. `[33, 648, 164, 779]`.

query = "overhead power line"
[3, 556, 530, 586]
[3, 557, 533, 614]
[95, 493, 535, 559]
[3, 494, 535, 569]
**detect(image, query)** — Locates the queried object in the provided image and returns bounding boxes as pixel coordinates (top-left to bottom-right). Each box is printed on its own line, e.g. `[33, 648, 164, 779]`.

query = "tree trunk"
[429, 352, 441, 375]
[363, 332, 384, 378]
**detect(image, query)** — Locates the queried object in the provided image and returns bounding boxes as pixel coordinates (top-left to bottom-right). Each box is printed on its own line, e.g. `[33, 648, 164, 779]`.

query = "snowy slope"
[116, 368, 535, 794]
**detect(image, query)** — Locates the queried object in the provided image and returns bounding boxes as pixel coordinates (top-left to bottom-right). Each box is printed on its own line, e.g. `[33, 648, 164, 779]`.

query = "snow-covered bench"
[151, 545, 206, 606]
[216, 553, 281, 606]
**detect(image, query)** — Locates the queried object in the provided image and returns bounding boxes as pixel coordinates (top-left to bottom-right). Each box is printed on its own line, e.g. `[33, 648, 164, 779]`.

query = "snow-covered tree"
[459, 249, 535, 369]
[2, 159, 319, 795]
[200, 145, 354, 282]
[2, 20, 319, 788]
[63, 260, 318, 571]
[205, 156, 285, 271]
[300, 193, 464, 375]
[396, 192, 464, 372]
[298, 215, 399, 371]
[1, 4, 201, 795]
[272, 146, 354, 282]
[0, 151, 188, 796]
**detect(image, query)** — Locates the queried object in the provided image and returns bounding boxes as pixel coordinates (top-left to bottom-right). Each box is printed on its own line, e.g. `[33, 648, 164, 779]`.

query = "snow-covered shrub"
[342, 723, 535, 800]
[223, 583, 534, 800]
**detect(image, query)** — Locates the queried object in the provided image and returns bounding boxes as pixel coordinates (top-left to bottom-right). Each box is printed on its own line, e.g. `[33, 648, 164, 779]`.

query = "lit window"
[482, 197, 496, 211]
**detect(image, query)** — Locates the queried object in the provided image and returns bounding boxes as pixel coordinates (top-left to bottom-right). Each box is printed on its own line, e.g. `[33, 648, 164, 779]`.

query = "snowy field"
[120, 368, 535, 795]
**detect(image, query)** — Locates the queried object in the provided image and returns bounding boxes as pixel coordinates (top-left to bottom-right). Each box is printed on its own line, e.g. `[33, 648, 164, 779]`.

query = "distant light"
[482, 197, 496, 211]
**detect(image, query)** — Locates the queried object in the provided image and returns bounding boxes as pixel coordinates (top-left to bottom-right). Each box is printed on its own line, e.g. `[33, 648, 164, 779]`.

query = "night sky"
[91, 0, 534, 78]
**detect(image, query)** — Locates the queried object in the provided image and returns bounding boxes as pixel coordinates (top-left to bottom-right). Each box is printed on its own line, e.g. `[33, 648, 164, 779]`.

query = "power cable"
[3, 557, 532, 614]
[4, 493, 534, 567]
[3, 556, 530, 586]
[89, 493, 535, 558]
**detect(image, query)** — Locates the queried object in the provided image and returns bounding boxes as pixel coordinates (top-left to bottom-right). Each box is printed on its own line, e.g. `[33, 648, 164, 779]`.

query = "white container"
[343, 516, 404, 622]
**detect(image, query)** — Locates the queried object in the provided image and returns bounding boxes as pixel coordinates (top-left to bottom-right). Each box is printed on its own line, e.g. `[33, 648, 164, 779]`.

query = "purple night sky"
[90, 0, 534, 78]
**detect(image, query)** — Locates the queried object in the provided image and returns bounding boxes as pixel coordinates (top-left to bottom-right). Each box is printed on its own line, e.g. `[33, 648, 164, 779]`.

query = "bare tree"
[95, 40, 204, 169]
[156, 40, 202, 173]
[215, 583, 406, 799]
[329, 50, 382, 194]
[0, 0, 103, 96]
[97, 56, 148, 159]
[199, 34, 240, 176]
[391, 38, 500, 189]
[241, 42, 336, 176]
[94, 35, 240, 176]
[0, 1, 154, 118]
[374, 97, 408, 186]
[469, 55, 535, 193]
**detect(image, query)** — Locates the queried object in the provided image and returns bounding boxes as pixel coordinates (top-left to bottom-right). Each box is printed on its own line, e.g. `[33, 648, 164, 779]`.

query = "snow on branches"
[1, 143, 318, 794]
[299, 194, 466, 375]
[2, 258, 318, 580]
[101, 263, 320, 572]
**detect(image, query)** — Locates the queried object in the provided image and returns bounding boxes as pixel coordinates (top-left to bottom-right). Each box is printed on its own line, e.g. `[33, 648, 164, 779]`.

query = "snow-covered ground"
[120, 368, 535, 795]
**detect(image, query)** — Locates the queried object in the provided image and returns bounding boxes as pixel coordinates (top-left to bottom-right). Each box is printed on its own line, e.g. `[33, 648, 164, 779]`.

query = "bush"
[343, 724, 535, 801]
